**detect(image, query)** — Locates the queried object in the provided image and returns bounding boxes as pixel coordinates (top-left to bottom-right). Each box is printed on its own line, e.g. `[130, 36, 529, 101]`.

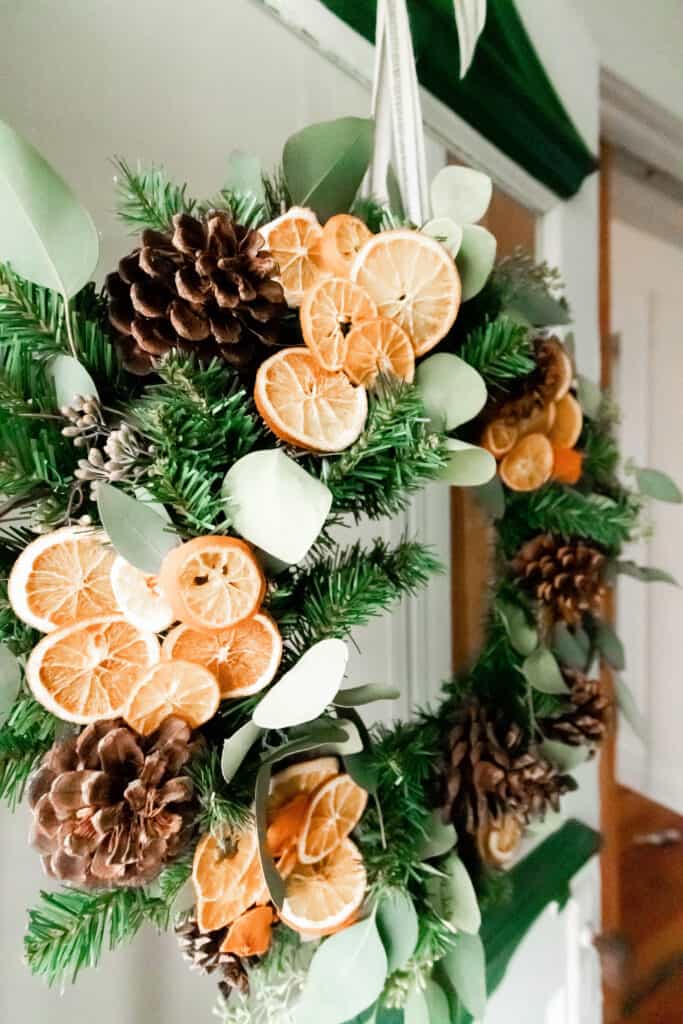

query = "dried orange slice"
[538, 337, 573, 402]
[320, 214, 373, 277]
[300, 277, 377, 371]
[499, 433, 554, 492]
[220, 905, 276, 957]
[351, 229, 461, 356]
[481, 419, 518, 459]
[281, 837, 366, 934]
[9, 526, 117, 633]
[298, 774, 367, 864]
[548, 393, 583, 449]
[268, 757, 340, 821]
[25, 615, 160, 723]
[159, 536, 265, 631]
[110, 555, 174, 633]
[517, 401, 556, 439]
[193, 828, 261, 932]
[260, 207, 328, 306]
[343, 317, 415, 387]
[162, 612, 281, 699]
[552, 446, 583, 485]
[254, 348, 367, 453]
[267, 793, 311, 857]
[124, 659, 220, 735]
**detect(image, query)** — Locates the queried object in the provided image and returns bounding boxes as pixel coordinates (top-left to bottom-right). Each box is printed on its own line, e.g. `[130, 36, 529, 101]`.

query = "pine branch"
[0, 694, 58, 807]
[114, 158, 197, 233]
[0, 263, 64, 352]
[499, 485, 639, 554]
[187, 746, 252, 848]
[261, 166, 291, 220]
[458, 317, 535, 391]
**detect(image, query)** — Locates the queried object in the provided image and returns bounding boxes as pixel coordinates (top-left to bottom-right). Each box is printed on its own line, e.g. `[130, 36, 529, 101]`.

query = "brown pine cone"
[441, 699, 575, 835]
[106, 211, 287, 375]
[512, 533, 607, 627]
[541, 669, 611, 747]
[29, 717, 197, 888]
[175, 913, 250, 999]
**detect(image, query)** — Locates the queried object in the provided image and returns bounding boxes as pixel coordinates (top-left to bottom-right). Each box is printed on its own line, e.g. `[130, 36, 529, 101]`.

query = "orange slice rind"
[547, 393, 583, 449]
[297, 774, 368, 864]
[281, 837, 366, 934]
[343, 317, 415, 387]
[193, 828, 261, 932]
[300, 276, 377, 371]
[124, 658, 220, 735]
[110, 555, 174, 633]
[320, 214, 373, 277]
[260, 207, 328, 306]
[499, 433, 554, 492]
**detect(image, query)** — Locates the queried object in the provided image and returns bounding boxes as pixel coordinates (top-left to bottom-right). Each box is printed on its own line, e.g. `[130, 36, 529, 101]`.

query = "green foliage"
[187, 745, 252, 848]
[261, 165, 291, 220]
[458, 317, 535, 392]
[114, 158, 197, 233]
[0, 693, 58, 807]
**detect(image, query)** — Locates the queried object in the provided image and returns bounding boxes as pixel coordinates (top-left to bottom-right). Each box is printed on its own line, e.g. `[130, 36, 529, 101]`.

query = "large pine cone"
[512, 533, 607, 627]
[175, 913, 250, 1000]
[29, 717, 197, 888]
[541, 669, 611, 747]
[441, 700, 575, 835]
[106, 211, 287, 374]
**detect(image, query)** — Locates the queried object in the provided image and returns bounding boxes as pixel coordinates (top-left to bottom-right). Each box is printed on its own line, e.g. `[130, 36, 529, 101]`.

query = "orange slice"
[499, 433, 554, 492]
[300, 277, 377, 371]
[159, 536, 265, 631]
[343, 317, 415, 387]
[254, 348, 367, 453]
[351, 229, 461, 356]
[267, 793, 311, 858]
[481, 419, 519, 459]
[260, 207, 328, 306]
[25, 615, 160, 723]
[517, 401, 556, 439]
[162, 612, 282, 699]
[281, 837, 366, 934]
[124, 659, 220, 735]
[268, 757, 340, 821]
[220, 905, 276, 957]
[552, 446, 583, 485]
[297, 774, 368, 864]
[193, 828, 261, 932]
[110, 555, 174, 633]
[320, 214, 373, 277]
[538, 337, 573, 402]
[9, 526, 117, 633]
[548, 393, 583, 449]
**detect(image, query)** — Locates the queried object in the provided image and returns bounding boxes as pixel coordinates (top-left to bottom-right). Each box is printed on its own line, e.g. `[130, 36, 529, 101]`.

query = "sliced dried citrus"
[538, 337, 573, 402]
[124, 659, 220, 735]
[25, 615, 160, 723]
[481, 419, 519, 459]
[260, 207, 328, 306]
[110, 555, 174, 633]
[254, 348, 367, 453]
[159, 536, 265, 631]
[300, 277, 377, 371]
[162, 612, 282, 699]
[298, 774, 368, 864]
[320, 214, 373, 277]
[220, 905, 276, 957]
[193, 827, 261, 932]
[548, 393, 583, 449]
[281, 837, 366, 934]
[268, 757, 340, 821]
[517, 401, 556, 439]
[552, 445, 583, 485]
[343, 317, 415, 387]
[9, 526, 117, 633]
[267, 793, 311, 858]
[499, 433, 554, 492]
[351, 229, 461, 356]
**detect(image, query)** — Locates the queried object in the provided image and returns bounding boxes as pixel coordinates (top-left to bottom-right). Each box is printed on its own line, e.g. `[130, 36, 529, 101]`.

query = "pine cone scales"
[442, 700, 574, 835]
[106, 211, 287, 374]
[29, 717, 196, 888]
[175, 914, 249, 999]
[512, 533, 607, 627]
[542, 669, 611, 746]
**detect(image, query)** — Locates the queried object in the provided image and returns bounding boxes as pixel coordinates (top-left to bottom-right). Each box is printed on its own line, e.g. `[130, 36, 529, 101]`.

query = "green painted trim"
[319, 0, 598, 198]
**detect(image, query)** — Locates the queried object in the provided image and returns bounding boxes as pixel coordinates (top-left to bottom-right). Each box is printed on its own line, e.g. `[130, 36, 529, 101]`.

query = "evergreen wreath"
[0, 115, 679, 1024]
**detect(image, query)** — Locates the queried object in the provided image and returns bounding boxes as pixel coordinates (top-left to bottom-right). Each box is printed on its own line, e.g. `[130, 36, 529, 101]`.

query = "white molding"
[601, 67, 683, 184]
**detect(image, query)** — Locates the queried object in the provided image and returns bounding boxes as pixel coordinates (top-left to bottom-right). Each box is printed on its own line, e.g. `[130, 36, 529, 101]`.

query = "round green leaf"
[221, 721, 263, 784]
[404, 986, 429, 1024]
[430, 166, 492, 225]
[223, 449, 332, 565]
[252, 639, 348, 730]
[283, 117, 374, 223]
[522, 647, 569, 695]
[441, 854, 481, 934]
[415, 353, 487, 432]
[442, 931, 487, 1020]
[97, 482, 180, 575]
[0, 644, 21, 727]
[419, 810, 457, 861]
[421, 217, 463, 258]
[334, 683, 400, 707]
[0, 119, 98, 297]
[225, 150, 265, 203]
[439, 439, 496, 487]
[497, 600, 538, 657]
[49, 354, 98, 409]
[456, 225, 497, 301]
[473, 475, 505, 520]
[552, 622, 591, 671]
[635, 467, 683, 503]
[377, 890, 419, 973]
[594, 621, 625, 671]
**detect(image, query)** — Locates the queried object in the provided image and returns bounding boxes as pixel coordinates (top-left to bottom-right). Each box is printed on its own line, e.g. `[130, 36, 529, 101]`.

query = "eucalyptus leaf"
[552, 622, 591, 670]
[439, 439, 496, 487]
[421, 217, 463, 258]
[294, 915, 388, 1024]
[440, 854, 481, 934]
[133, 485, 173, 524]
[225, 150, 265, 203]
[0, 644, 21, 727]
[505, 285, 571, 328]
[345, 750, 380, 794]
[252, 639, 348, 729]
[49, 355, 98, 408]
[415, 353, 487, 432]
[0, 119, 98, 297]
[522, 647, 569, 695]
[455, 225, 496, 301]
[377, 890, 419, 973]
[318, 718, 364, 757]
[96, 482, 180, 575]
[497, 600, 538, 657]
[614, 561, 678, 586]
[419, 810, 457, 860]
[635, 467, 682, 503]
[260, 721, 350, 768]
[221, 721, 263, 784]
[430, 166, 492, 225]
[254, 763, 285, 909]
[441, 932, 487, 1020]
[404, 987, 429, 1024]
[577, 374, 602, 420]
[283, 117, 374, 222]
[424, 980, 451, 1024]
[335, 683, 400, 707]
[472, 475, 505, 520]
[540, 739, 590, 773]
[594, 621, 625, 671]
[616, 677, 646, 743]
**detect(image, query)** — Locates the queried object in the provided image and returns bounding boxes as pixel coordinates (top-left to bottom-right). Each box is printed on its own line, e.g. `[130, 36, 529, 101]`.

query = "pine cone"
[490, 336, 572, 426]
[541, 669, 611, 747]
[29, 717, 197, 888]
[512, 533, 607, 627]
[106, 212, 287, 375]
[175, 913, 249, 999]
[441, 700, 575, 835]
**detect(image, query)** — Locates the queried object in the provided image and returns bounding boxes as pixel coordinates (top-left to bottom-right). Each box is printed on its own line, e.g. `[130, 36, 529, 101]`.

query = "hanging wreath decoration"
[0, 111, 679, 1024]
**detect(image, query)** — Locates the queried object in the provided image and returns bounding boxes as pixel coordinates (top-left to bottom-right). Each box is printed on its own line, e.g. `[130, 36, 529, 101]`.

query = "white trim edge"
[601, 68, 683, 185]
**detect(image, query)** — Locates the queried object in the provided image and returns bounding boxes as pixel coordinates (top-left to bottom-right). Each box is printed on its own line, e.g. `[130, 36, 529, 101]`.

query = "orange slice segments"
[268, 757, 340, 821]
[320, 214, 373, 278]
[343, 317, 415, 387]
[281, 837, 367, 934]
[193, 828, 261, 932]
[548, 393, 583, 449]
[124, 659, 220, 735]
[110, 555, 174, 633]
[481, 419, 519, 459]
[159, 536, 265, 631]
[162, 612, 282, 699]
[8, 526, 118, 633]
[300, 277, 377, 371]
[297, 774, 368, 864]
[499, 433, 554, 492]
[260, 207, 328, 306]
[254, 348, 368, 453]
[351, 229, 461, 356]
[25, 615, 160, 723]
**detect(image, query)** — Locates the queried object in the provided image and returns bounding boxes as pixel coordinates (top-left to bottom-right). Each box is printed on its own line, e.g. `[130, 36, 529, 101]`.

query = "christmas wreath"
[0, 115, 679, 1024]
